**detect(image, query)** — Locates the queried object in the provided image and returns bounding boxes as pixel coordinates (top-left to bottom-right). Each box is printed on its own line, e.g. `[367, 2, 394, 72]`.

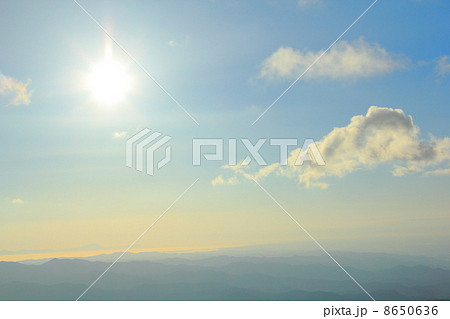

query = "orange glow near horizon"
[0, 244, 245, 263]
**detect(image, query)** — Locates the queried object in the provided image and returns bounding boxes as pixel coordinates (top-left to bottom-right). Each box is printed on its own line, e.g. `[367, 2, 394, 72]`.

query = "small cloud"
[435, 55, 450, 76]
[298, 0, 321, 8]
[393, 165, 423, 177]
[423, 168, 450, 177]
[168, 35, 190, 47]
[259, 38, 405, 81]
[0, 73, 33, 106]
[246, 105, 261, 112]
[12, 198, 24, 204]
[113, 131, 127, 139]
[211, 175, 238, 186]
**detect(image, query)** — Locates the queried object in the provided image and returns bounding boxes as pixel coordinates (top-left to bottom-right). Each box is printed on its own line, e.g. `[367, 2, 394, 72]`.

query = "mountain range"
[0, 251, 449, 300]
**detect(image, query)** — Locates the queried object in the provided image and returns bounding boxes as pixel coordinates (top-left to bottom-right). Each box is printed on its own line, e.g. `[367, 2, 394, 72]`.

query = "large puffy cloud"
[0, 73, 33, 106]
[260, 39, 405, 80]
[215, 106, 450, 188]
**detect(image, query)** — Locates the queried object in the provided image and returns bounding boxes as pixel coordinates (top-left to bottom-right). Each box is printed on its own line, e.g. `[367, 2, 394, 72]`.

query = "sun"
[87, 48, 130, 105]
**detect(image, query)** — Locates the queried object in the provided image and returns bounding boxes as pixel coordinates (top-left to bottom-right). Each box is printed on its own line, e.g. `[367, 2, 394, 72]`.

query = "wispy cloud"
[113, 131, 128, 139]
[423, 168, 450, 177]
[211, 175, 238, 186]
[12, 198, 24, 204]
[259, 39, 405, 81]
[435, 55, 450, 76]
[216, 106, 450, 188]
[0, 73, 33, 106]
[168, 35, 190, 47]
[298, 0, 321, 8]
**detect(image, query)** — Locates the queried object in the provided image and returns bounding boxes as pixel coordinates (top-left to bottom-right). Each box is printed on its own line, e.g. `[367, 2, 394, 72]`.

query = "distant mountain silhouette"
[0, 252, 449, 300]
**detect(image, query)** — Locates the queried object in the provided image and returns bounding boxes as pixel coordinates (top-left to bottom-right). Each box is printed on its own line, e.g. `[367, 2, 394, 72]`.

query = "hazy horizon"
[1, 0, 449, 302]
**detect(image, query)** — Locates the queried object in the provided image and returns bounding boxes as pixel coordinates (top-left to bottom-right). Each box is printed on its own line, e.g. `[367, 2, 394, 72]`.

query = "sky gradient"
[0, 0, 449, 262]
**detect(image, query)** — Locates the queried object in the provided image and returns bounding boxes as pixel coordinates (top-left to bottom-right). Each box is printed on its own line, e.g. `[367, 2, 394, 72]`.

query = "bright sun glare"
[87, 48, 130, 105]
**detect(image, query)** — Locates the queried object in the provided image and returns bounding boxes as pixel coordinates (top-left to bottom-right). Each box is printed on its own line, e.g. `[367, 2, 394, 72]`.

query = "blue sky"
[0, 0, 449, 260]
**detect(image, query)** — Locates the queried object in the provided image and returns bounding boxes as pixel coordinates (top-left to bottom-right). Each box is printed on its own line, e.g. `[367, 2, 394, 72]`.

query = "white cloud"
[423, 168, 450, 177]
[260, 39, 405, 81]
[435, 55, 450, 76]
[168, 35, 190, 47]
[298, 0, 321, 8]
[215, 106, 450, 188]
[211, 175, 238, 186]
[218, 163, 280, 183]
[0, 73, 33, 106]
[12, 198, 24, 204]
[113, 131, 127, 139]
